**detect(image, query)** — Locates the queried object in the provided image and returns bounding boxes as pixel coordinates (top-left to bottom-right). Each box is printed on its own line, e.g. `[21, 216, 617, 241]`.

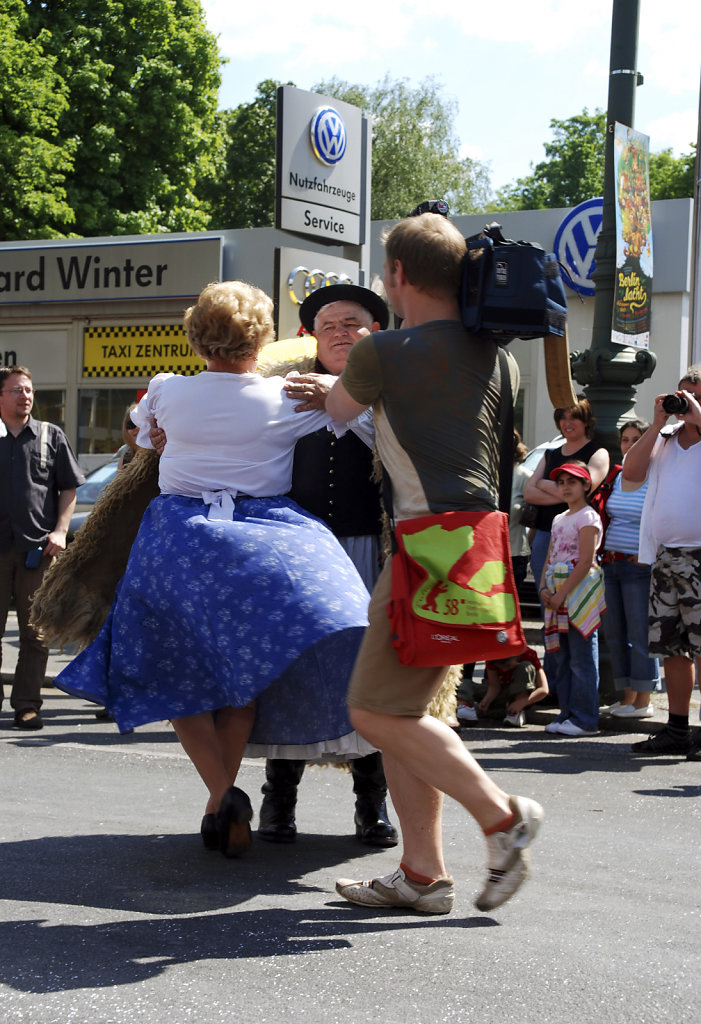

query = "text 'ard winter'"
[0, 255, 169, 293]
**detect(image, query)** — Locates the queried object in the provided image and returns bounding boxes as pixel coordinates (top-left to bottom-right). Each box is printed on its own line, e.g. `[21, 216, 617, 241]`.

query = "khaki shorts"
[346, 560, 450, 716]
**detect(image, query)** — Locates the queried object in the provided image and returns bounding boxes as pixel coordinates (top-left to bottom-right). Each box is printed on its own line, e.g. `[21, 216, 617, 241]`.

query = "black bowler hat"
[299, 283, 389, 334]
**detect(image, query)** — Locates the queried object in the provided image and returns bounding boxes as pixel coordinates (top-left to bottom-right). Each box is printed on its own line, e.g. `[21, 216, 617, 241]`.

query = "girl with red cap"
[539, 460, 606, 737]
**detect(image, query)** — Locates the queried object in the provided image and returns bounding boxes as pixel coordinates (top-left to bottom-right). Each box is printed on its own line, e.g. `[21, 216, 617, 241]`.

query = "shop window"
[78, 388, 140, 456]
[33, 390, 67, 431]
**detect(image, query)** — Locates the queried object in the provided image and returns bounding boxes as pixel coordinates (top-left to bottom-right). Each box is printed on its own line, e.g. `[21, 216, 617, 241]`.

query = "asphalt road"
[1, 617, 700, 1024]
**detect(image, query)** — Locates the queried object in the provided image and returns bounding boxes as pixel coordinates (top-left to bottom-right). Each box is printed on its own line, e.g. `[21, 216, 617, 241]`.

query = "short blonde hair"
[184, 281, 275, 363]
[384, 213, 466, 297]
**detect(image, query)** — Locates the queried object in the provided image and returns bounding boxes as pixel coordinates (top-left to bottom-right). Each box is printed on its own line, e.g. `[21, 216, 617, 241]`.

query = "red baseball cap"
[549, 462, 592, 484]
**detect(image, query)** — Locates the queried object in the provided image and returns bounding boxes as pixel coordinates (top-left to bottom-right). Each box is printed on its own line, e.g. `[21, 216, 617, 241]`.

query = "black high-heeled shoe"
[200, 813, 219, 851]
[216, 786, 253, 858]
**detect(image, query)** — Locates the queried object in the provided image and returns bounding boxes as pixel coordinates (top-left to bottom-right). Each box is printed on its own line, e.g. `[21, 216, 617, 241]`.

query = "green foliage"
[648, 146, 696, 200]
[204, 79, 291, 230]
[494, 109, 696, 212]
[3, 0, 221, 239]
[315, 75, 491, 220]
[205, 75, 491, 228]
[0, 0, 76, 238]
[494, 110, 606, 211]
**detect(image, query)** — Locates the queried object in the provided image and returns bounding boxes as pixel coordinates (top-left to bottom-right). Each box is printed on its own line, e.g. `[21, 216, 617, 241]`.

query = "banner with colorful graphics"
[612, 123, 653, 349]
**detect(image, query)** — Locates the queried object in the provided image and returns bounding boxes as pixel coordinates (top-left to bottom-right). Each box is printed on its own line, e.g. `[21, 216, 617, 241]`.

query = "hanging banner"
[612, 123, 653, 349]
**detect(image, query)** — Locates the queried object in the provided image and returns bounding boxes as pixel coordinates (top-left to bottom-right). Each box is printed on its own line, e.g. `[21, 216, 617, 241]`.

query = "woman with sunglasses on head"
[116, 403, 139, 473]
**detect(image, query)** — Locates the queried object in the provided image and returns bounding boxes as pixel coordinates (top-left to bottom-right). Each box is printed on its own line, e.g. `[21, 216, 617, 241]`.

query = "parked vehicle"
[68, 457, 120, 536]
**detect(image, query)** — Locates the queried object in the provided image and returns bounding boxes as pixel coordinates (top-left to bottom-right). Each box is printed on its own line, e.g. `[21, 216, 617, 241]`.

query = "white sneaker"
[557, 718, 598, 737]
[336, 867, 455, 914]
[456, 703, 478, 723]
[503, 710, 526, 728]
[611, 703, 654, 718]
[544, 721, 561, 734]
[475, 795, 544, 912]
[601, 701, 623, 715]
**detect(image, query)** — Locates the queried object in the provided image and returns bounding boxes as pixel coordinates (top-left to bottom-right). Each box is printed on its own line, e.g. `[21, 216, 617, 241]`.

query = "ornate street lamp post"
[570, 0, 656, 460]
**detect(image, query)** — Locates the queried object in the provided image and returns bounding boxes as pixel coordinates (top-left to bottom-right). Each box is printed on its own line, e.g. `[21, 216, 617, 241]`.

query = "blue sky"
[199, 0, 699, 193]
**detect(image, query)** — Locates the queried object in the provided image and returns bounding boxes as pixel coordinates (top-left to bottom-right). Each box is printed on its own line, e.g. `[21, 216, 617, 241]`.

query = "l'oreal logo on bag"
[430, 632, 460, 645]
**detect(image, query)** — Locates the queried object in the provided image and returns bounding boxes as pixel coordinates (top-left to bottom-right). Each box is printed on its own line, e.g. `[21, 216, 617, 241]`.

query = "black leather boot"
[351, 752, 398, 847]
[258, 758, 306, 843]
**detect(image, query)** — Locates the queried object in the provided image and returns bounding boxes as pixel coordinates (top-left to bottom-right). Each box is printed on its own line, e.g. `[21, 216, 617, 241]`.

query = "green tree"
[648, 146, 696, 200]
[494, 110, 606, 211]
[16, 0, 221, 237]
[495, 109, 696, 211]
[316, 75, 491, 220]
[0, 0, 75, 239]
[206, 75, 491, 228]
[204, 79, 292, 230]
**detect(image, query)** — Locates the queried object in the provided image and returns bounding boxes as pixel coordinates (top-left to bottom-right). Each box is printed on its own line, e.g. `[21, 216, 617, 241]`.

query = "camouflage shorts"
[648, 546, 701, 660]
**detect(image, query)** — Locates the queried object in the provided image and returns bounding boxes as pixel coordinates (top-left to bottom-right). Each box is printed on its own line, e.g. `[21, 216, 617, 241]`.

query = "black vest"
[289, 427, 381, 538]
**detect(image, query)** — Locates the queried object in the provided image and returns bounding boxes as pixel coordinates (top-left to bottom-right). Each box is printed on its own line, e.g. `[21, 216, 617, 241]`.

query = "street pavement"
[1, 612, 700, 1024]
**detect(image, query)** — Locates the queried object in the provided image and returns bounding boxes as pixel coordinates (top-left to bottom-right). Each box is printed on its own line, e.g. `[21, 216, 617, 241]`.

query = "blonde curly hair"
[184, 281, 275, 363]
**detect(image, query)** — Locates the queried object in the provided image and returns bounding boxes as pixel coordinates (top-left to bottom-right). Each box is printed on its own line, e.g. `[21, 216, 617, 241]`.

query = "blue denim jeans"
[552, 627, 600, 731]
[602, 560, 660, 691]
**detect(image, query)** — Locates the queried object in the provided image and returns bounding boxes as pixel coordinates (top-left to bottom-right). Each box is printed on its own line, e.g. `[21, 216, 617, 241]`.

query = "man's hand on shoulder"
[283, 372, 336, 412]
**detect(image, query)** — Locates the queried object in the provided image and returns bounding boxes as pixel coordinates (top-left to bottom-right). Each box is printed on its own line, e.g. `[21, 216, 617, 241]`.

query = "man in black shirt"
[0, 366, 84, 729]
[259, 284, 399, 848]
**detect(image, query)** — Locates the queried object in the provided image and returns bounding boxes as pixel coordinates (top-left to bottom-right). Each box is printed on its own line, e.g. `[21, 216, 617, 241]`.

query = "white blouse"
[133, 371, 341, 503]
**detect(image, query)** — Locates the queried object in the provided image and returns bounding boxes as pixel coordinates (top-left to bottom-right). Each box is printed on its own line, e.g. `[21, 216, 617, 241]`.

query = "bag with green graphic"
[387, 509, 525, 667]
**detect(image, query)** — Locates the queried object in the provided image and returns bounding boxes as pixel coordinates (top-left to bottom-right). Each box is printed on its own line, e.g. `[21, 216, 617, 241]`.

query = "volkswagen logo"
[310, 107, 347, 166]
[554, 198, 603, 297]
[287, 266, 353, 306]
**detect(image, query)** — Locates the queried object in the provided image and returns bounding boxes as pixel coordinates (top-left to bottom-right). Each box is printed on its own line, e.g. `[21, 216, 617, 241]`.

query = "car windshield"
[75, 460, 118, 503]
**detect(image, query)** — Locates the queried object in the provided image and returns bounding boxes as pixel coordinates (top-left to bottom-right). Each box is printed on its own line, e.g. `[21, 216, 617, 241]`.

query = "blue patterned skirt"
[55, 494, 371, 757]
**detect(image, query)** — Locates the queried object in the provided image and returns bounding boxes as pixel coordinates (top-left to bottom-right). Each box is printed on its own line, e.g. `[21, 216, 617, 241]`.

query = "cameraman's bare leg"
[351, 708, 512, 879]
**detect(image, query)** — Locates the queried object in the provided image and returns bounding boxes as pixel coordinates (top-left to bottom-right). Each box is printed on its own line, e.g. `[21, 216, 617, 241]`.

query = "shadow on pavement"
[0, 830, 498, 993]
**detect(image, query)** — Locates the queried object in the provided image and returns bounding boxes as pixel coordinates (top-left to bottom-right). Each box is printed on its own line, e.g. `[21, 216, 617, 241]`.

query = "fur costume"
[30, 349, 459, 724]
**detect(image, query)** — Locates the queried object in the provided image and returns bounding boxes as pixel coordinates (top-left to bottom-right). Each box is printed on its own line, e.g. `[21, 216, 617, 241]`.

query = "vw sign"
[554, 198, 603, 297]
[310, 107, 347, 166]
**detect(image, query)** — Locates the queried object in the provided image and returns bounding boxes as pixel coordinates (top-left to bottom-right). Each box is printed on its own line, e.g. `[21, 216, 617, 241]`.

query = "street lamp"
[570, 0, 656, 460]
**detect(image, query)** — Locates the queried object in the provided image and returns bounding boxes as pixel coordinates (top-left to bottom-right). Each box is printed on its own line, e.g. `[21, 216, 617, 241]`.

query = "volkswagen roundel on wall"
[554, 198, 604, 297]
[310, 107, 347, 166]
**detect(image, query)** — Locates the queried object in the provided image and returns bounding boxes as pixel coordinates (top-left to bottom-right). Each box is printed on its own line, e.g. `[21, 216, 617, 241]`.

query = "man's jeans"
[0, 545, 50, 712]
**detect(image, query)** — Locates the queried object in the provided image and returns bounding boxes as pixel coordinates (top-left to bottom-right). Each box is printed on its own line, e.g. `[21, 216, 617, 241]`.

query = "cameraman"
[623, 366, 701, 761]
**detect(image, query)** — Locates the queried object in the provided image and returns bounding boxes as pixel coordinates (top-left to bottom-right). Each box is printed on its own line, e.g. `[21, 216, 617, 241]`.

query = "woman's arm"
[523, 454, 561, 505]
[587, 447, 610, 490]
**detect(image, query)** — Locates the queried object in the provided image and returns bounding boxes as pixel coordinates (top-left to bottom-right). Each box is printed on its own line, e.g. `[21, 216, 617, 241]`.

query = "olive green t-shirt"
[341, 320, 518, 519]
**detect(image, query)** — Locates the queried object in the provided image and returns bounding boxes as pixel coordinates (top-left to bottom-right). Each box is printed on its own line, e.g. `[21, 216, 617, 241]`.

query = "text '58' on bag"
[387, 509, 526, 667]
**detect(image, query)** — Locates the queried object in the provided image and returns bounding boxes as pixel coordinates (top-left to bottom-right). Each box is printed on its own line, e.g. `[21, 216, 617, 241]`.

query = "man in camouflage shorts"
[623, 366, 701, 760]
